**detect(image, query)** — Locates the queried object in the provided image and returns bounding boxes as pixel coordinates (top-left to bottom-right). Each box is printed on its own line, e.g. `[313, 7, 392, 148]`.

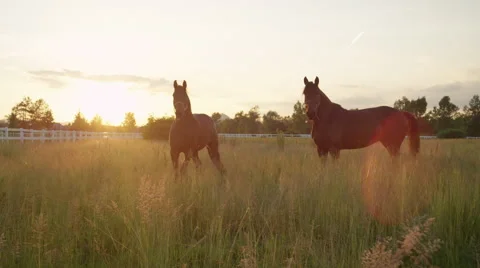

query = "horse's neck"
[176, 111, 195, 123]
[315, 103, 344, 124]
[320, 92, 332, 105]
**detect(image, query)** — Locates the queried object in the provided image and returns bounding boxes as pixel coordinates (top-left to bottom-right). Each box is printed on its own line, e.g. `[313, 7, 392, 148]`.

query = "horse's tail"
[403, 112, 420, 156]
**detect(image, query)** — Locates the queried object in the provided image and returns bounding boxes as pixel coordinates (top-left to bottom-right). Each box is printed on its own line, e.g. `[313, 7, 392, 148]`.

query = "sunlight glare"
[69, 80, 143, 125]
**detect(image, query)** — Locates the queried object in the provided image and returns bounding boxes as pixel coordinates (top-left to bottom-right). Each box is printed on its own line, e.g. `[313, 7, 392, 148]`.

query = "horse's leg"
[192, 150, 202, 169]
[207, 140, 226, 175]
[180, 150, 192, 175]
[317, 146, 329, 163]
[381, 139, 402, 159]
[329, 148, 340, 160]
[170, 149, 180, 178]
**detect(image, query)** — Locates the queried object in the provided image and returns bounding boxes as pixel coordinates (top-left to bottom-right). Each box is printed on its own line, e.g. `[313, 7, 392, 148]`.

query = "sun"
[69, 80, 144, 126]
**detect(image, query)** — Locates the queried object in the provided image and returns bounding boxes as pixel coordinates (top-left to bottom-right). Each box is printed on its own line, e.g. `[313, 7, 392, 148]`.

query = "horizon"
[1, 0, 479, 126]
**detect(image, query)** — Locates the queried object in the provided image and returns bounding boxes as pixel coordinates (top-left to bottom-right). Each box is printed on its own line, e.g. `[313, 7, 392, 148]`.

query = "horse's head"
[302, 76, 324, 120]
[172, 80, 191, 118]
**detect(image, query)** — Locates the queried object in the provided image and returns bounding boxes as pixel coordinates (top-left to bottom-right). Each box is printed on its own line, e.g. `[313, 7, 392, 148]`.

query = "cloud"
[420, 80, 480, 107]
[335, 69, 480, 109]
[28, 69, 171, 92]
[31, 77, 67, 89]
[467, 68, 480, 78]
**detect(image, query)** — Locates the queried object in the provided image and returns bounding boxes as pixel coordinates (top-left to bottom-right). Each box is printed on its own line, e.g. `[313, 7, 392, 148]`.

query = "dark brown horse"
[302, 76, 420, 159]
[169, 80, 226, 176]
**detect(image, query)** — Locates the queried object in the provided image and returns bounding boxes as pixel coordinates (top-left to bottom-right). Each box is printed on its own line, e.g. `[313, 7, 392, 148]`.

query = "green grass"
[0, 138, 479, 267]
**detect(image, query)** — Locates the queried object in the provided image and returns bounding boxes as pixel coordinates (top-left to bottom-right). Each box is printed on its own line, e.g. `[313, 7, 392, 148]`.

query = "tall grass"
[0, 138, 478, 267]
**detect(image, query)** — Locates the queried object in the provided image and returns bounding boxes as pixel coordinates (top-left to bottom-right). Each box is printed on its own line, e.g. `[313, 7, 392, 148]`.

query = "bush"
[142, 116, 175, 140]
[437, 128, 466, 139]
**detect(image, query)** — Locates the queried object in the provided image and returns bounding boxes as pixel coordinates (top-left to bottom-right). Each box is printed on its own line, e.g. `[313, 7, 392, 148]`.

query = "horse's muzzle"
[174, 102, 188, 117]
[306, 111, 316, 120]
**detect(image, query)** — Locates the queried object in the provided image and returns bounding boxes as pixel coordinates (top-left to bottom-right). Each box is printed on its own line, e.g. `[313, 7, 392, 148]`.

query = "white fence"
[0, 127, 142, 142]
[218, 133, 480, 139]
[1, 128, 479, 143]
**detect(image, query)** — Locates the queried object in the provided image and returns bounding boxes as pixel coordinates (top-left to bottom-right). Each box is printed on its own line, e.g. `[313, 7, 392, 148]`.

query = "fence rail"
[0, 127, 142, 142]
[217, 133, 480, 139]
[1, 128, 479, 143]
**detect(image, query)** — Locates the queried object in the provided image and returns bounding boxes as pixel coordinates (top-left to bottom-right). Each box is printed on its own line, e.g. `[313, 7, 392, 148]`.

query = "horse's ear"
[303, 77, 309, 86]
[182, 80, 187, 88]
[173, 80, 178, 89]
[314, 76, 319, 86]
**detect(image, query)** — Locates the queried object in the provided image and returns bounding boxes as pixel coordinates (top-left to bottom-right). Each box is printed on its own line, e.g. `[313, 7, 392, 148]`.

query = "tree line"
[2, 97, 138, 132]
[3, 94, 480, 138]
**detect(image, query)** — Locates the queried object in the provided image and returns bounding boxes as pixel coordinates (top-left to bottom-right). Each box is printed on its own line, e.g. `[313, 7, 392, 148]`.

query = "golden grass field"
[0, 137, 479, 267]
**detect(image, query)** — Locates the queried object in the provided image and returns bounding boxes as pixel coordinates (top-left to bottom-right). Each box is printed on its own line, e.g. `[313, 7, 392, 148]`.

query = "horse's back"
[193, 113, 215, 128]
[346, 106, 400, 124]
[334, 105, 406, 149]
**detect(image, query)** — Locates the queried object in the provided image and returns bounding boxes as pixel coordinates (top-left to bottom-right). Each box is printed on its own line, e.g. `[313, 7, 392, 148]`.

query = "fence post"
[51, 130, 54, 142]
[73, 131, 76, 142]
[20, 128, 24, 143]
[5, 128, 8, 143]
[30, 130, 34, 142]
[41, 130, 46, 143]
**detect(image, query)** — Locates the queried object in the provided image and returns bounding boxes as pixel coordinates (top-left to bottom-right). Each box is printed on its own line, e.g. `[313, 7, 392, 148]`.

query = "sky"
[1, 0, 479, 126]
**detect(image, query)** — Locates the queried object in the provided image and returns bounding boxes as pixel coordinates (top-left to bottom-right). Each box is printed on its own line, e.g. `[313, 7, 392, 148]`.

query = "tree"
[122, 112, 137, 132]
[42, 110, 54, 129]
[393, 96, 427, 118]
[290, 101, 310, 134]
[464, 94, 480, 117]
[141, 114, 175, 140]
[90, 114, 103, 131]
[229, 106, 262, 133]
[70, 111, 90, 131]
[11, 96, 33, 125]
[7, 96, 55, 129]
[217, 118, 237, 133]
[464, 94, 480, 136]
[262, 110, 287, 133]
[6, 113, 19, 128]
[427, 96, 459, 132]
[212, 112, 222, 124]
[29, 99, 53, 129]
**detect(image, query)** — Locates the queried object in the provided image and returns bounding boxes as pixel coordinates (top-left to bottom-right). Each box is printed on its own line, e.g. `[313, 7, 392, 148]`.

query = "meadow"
[0, 137, 479, 267]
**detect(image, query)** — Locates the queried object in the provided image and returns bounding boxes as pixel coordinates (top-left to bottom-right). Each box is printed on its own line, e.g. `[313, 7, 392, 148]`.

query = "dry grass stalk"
[361, 217, 442, 268]
[0, 232, 6, 260]
[137, 175, 166, 226]
[31, 212, 48, 251]
[238, 245, 257, 268]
